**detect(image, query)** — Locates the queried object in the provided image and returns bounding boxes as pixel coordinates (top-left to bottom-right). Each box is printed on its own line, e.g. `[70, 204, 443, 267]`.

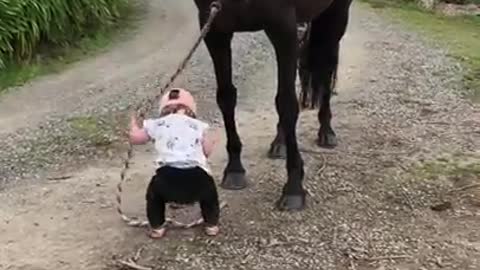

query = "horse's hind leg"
[298, 29, 312, 110]
[265, 10, 306, 211]
[309, 0, 351, 148]
[203, 31, 247, 190]
[297, 22, 314, 111]
[267, 24, 310, 160]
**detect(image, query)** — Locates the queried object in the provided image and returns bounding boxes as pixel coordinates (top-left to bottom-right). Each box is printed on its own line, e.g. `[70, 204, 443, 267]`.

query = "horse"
[193, 0, 353, 211]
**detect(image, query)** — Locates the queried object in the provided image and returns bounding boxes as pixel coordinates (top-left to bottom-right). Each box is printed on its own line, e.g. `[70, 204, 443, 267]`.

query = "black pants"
[146, 166, 220, 228]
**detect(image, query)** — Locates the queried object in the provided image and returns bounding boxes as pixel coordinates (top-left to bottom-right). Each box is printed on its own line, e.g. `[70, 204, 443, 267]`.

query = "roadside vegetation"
[360, 0, 480, 102]
[0, 0, 136, 93]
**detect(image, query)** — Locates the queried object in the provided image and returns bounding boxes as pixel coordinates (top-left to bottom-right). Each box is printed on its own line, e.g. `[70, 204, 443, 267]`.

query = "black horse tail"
[298, 0, 351, 109]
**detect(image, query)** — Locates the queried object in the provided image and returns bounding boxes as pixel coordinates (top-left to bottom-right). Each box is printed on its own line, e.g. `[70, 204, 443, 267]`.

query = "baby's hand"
[202, 127, 221, 157]
[210, 127, 221, 144]
[129, 113, 150, 145]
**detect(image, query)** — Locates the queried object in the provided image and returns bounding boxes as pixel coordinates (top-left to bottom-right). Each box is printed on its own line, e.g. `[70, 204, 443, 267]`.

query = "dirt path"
[1, 1, 479, 270]
[0, 0, 196, 135]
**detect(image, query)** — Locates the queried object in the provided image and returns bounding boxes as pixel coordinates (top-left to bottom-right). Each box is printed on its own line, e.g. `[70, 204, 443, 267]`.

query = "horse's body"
[195, 0, 335, 31]
[193, 0, 353, 210]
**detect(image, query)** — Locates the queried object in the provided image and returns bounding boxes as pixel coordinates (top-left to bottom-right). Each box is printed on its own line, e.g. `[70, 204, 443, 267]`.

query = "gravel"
[113, 4, 480, 270]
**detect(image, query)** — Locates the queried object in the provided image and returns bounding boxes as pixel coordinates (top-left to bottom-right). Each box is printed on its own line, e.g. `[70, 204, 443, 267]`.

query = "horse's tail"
[298, 0, 352, 109]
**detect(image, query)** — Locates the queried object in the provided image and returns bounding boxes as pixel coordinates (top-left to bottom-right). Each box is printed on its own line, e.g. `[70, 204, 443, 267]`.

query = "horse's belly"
[205, 0, 266, 32]
[294, 0, 334, 21]
[211, 15, 264, 32]
[202, 0, 335, 32]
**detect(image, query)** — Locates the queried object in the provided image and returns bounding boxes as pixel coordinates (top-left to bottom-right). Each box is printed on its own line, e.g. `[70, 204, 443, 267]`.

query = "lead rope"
[116, 2, 223, 228]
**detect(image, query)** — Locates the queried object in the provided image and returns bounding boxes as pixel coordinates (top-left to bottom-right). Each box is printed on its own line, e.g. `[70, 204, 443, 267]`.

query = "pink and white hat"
[159, 88, 197, 114]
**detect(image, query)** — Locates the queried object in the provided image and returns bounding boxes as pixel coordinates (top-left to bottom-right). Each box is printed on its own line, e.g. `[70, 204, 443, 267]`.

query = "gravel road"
[0, 1, 479, 270]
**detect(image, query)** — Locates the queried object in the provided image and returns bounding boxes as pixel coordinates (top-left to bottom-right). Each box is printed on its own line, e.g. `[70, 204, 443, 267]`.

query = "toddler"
[129, 88, 220, 238]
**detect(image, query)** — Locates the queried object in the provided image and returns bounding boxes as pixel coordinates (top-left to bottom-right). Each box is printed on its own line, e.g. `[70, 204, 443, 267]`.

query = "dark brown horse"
[193, 0, 353, 211]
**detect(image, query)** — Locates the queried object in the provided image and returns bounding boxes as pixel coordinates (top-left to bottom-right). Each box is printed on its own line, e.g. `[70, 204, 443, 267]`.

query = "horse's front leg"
[265, 14, 306, 211]
[204, 31, 247, 190]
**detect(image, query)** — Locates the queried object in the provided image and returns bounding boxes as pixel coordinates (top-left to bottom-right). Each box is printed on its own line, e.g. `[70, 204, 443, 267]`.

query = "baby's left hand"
[129, 112, 150, 145]
[202, 127, 221, 158]
[210, 128, 221, 144]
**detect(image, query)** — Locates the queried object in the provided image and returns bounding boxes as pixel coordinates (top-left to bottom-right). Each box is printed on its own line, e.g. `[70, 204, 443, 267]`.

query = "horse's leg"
[298, 27, 312, 110]
[267, 122, 287, 159]
[309, 0, 351, 148]
[267, 24, 310, 160]
[265, 11, 306, 211]
[203, 31, 247, 190]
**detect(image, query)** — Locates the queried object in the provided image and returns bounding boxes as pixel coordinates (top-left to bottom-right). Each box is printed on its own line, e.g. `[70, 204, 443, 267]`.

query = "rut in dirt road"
[1, 1, 480, 270]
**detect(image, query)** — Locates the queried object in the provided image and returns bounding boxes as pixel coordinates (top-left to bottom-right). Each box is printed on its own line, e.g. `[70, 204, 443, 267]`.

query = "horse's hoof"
[276, 194, 306, 211]
[221, 172, 247, 190]
[317, 131, 337, 149]
[267, 142, 287, 160]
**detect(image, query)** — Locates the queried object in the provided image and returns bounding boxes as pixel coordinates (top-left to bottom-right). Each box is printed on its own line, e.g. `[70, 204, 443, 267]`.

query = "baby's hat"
[159, 88, 197, 114]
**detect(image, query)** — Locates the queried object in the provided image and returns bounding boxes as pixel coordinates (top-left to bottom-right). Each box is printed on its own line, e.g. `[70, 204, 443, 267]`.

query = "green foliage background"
[0, 0, 129, 69]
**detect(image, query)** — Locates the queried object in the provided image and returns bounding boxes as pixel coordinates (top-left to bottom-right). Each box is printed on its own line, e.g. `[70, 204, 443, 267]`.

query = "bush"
[0, 0, 129, 68]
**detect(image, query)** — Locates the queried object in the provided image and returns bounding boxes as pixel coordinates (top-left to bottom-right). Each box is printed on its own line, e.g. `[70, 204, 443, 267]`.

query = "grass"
[416, 154, 480, 181]
[360, 0, 480, 102]
[67, 115, 115, 147]
[411, 152, 480, 207]
[0, 3, 140, 95]
[67, 111, 130, 148]
[383, 151, 480, 211]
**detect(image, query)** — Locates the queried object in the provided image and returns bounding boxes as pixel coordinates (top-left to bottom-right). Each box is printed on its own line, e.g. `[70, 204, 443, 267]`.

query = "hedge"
[0, 0, 129, 68]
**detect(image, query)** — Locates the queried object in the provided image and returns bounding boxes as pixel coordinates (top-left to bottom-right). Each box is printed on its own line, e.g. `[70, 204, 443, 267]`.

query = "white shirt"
[143, 114, 211, 173]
